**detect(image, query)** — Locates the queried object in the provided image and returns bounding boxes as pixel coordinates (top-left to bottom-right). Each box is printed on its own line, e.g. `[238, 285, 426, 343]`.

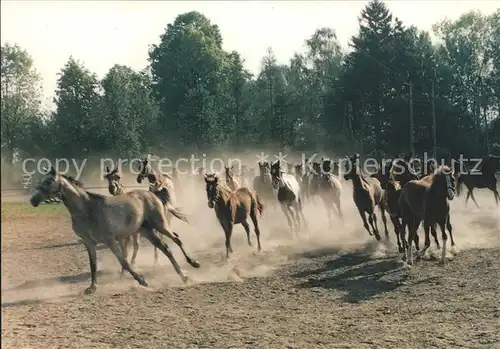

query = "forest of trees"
[2, 1, 500, 165]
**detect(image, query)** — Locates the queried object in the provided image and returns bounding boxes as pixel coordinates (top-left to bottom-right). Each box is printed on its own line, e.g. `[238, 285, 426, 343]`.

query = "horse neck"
[59, 177, 90, 216]
[428, 173, 448, 200]
[260, 172, 271, 183]
[350, 168, 364, 188]
[216, 184, 232, 205]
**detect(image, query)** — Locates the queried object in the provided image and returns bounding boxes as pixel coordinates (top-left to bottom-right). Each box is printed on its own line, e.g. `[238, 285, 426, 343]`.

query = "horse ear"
[106, 166, 110, 173]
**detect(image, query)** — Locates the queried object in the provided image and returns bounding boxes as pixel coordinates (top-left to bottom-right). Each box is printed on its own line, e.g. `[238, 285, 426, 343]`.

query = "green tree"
[1, 43, 43, 163]
[149, 11, 232, 149]
[100, 64, 161, 156]
[52, 57, 101, 156]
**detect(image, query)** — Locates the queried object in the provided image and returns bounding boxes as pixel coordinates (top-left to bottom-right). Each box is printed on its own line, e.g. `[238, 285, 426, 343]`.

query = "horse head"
[204, 173, 219, 209]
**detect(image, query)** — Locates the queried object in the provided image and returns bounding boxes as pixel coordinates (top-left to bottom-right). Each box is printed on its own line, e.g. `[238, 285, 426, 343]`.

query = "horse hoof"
[137, 276, 148, 287]
[181, 274, 189, 284]
[84, 286, 96, 295]
[438, 259, 446, 266]
[190, 260, 201, 268]
[375, 234, 382, 241]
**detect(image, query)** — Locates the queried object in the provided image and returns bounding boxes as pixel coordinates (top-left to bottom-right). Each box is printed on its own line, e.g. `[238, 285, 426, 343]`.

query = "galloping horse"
[30, 166, 200, 294]
[400, 165, 457, 265]
[204, 173, 263, 259]
[343, 154, 389, 241]
[270, 160, 308, 238]
[456, 154, 500, 207]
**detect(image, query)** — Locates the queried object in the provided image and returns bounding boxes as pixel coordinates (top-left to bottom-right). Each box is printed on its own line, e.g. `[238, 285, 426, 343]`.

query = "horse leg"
[446, 215, 457, 255]
[297, 197, 309, 233]
[82, 237, 98, 295]
[357, 208, 372, 236]
[378, 204, 390, 240]
[250, 209, 262, 252]
[368, 210, 381, 241]
[430, 224, 440, 249]
[406, 218, 421, 265]
[469, 189, 480, 208]
[465, 191, 471, 206]
[334, 196, 344, 224]
[437, 221, 448, 265]
[223, 222, 234, 260]
[418, 221, 432, 261]
[140, 228, 188, 283]
[104, 236, 147, 287]
[280, 202, 295, 238]
[118, 236, 130, 276]
[491, 188, 500, 206]
[390, 215, 403, 253]
[130, 232, 140, 267]
[241, 220, 253, 247]
[292, 201, 302, 234]
[154, 226, 200, 269]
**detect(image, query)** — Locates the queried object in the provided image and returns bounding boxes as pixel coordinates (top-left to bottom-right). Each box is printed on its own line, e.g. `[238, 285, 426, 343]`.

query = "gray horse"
[30, 166, 200, 295]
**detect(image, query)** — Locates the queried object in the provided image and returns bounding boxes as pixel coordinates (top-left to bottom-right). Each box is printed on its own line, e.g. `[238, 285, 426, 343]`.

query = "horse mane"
[216, 182, 233, 202]
[60, 174, 107, 200]
[61, 174, 84, 187]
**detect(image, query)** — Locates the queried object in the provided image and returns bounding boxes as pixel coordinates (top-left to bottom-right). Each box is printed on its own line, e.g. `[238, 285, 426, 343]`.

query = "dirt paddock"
[1, 184, 499, 349]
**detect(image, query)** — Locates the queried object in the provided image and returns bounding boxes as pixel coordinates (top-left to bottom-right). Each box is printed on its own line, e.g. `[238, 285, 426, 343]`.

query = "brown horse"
[399, 165, 457, 265]
[456, 155, 500, 207]
[371, 161, 405, 252]
[205, 173, 263, 259]
[225, 165, 241, 191]
[253, 161, 276, 210]
[343, 154, 389, 241]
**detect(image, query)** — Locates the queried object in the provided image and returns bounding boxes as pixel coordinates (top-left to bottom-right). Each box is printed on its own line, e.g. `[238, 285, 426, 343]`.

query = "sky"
[1, 1, 498, 108]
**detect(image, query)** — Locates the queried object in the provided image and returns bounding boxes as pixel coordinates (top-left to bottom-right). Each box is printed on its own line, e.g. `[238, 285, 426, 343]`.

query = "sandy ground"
[1, 179, 500, 349]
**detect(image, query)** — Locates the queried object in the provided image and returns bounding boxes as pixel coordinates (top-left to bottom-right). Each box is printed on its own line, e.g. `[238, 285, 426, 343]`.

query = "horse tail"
[165, 202, 189, 224]
[254, 191, 264, 216]
[456, 174, 464, 197]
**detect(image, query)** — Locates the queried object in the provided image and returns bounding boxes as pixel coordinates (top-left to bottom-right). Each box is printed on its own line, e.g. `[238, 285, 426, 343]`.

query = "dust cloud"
[1, 150, 499, 306]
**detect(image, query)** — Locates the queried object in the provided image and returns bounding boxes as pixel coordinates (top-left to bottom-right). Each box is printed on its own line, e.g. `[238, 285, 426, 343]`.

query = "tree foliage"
[2, 2, 499, 163]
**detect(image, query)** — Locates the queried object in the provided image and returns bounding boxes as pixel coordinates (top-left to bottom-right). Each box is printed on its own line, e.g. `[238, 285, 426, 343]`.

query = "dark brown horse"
[456, 155, 500, 207]
[204, 173, 263, 259]
[391, 153, 419, 187]
[343, 154, 389, 241]
[399, 165, 457, 265]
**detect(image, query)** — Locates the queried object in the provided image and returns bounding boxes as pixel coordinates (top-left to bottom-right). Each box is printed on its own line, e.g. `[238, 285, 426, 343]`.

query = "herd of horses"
[29, 153, 500, 295]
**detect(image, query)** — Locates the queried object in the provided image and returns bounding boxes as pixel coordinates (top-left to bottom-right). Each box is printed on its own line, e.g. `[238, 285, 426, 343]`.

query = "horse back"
[401, 180, 428, 217]
[362, 175, 383, 204]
